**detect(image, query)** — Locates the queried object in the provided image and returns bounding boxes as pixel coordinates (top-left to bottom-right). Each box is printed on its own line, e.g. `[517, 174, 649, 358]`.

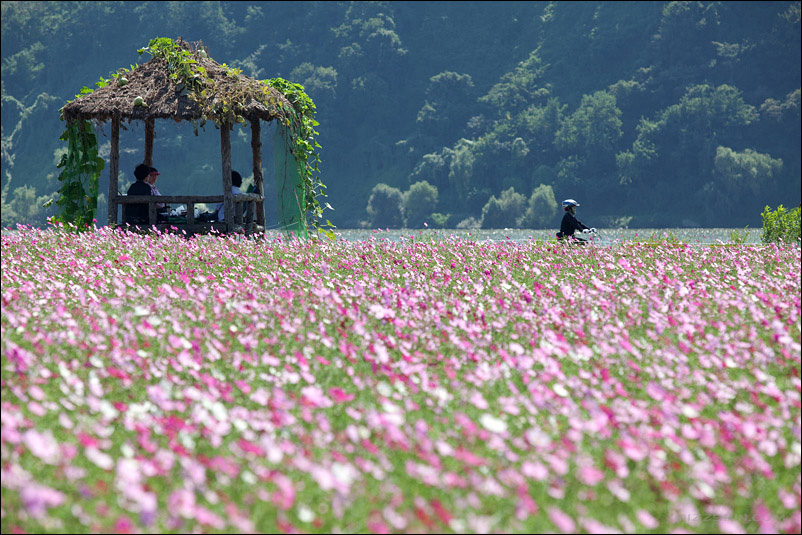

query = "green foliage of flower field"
[2, 226, 800, 533]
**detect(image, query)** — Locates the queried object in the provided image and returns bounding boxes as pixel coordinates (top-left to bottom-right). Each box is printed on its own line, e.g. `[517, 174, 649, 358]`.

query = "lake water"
[266, 227, 766, 245]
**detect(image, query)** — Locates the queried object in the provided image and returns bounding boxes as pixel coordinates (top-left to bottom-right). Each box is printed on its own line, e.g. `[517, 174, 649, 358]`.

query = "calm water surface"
[277, 228, 765, 245]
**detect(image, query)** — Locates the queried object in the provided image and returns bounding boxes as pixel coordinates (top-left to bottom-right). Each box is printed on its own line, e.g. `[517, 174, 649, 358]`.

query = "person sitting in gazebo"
[215, 170, 243, 222]
[144, 166, 169, 222]
[124, 163, 153, 225]
[196, 170, 242, 223]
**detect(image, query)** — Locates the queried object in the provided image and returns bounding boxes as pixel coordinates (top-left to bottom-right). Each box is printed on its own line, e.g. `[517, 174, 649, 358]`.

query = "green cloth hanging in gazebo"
[273, 124, 308, 238]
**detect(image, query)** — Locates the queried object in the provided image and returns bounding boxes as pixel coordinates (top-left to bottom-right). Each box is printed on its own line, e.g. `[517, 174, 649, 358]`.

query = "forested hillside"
[2, 1, 800, 229]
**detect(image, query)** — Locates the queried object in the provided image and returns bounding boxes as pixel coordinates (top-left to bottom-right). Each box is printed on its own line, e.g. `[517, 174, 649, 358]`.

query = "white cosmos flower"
[480, 413, 507, 433]
[298, 505, 314, 523]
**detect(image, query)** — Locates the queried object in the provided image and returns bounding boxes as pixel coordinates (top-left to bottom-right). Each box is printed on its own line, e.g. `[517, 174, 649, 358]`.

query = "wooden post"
[221, 123, 234, 233]
[108, 117, 120, 226]
[187, 202, 195, 224]
[251, 119, 265, 227]
[149, 201, 157, 226]
[144, 118, 154, 166]
[245, 201, 255, 234]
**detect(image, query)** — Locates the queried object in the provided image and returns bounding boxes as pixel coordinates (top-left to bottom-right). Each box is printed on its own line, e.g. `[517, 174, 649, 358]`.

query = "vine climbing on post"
[53, 120, 105, 230]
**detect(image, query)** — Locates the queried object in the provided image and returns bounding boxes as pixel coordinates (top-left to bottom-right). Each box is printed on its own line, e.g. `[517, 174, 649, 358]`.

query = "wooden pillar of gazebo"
[108, 117, 120, 226]
[221, 122, 234, 233]
[251, 118, 265, 226]
[144, 118, 154, 167]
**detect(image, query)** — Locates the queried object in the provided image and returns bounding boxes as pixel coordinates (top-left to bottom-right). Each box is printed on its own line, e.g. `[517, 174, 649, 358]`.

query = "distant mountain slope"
[1, 1, 799, 229]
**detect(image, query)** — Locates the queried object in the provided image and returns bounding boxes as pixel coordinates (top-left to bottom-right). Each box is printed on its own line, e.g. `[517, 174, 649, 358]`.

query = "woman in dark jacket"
[556, 199, 595, 241]
[124, 163, 153, 225]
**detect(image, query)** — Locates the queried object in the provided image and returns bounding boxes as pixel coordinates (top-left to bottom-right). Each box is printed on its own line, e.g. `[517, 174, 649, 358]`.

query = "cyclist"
[556, 199, 595, 242]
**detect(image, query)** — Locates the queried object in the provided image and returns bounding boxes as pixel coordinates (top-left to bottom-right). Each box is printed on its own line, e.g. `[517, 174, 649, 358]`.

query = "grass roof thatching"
[60, 39, 296, 126]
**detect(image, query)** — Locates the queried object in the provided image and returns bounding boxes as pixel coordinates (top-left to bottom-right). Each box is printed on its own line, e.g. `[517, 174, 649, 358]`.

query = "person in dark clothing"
[556, 199, 595, 241]
[144, 166, 169, 222]
[124, 163, 153, 225]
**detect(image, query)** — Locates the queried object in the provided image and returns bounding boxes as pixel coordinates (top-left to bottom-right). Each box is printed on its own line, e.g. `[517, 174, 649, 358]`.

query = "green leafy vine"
[52, 77, 110, 229]
[263, 77, 331, 230]
[54, 120, 104, 229]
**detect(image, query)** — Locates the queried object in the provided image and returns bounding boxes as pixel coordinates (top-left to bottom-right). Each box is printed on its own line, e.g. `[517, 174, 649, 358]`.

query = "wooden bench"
[117, 193, 264, 235]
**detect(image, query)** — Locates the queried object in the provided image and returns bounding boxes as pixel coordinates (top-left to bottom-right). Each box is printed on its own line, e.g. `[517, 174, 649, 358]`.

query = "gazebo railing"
[116, 193, 264, 234]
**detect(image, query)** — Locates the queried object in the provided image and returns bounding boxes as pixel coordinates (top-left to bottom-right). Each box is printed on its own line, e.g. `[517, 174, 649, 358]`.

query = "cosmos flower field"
[1, 226, 800, 534]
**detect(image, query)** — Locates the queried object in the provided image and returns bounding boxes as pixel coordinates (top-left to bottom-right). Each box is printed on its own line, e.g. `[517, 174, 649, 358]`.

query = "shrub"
[366, 183, 404, 229]
[403, 180, 438, 228]
[761, 204, 801, 244]
[518, 183, 558, 228]
[456, 216, 480, 229]
[480, 187, 526, 229]
[428, 212, 452, 228]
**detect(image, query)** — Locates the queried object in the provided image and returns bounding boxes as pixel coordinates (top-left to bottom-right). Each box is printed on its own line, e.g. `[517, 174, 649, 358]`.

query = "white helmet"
[562, 199, 580, 209]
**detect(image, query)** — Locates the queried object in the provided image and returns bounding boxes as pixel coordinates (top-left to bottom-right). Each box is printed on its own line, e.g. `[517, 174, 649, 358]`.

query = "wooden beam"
[221, 122, 233, 233]
[117, 194, 263, 204]
[144, 118, 154, 166]
[126, 222, 229, 234]
[251, 119, 265, 226]
[108, 117, 120, 226]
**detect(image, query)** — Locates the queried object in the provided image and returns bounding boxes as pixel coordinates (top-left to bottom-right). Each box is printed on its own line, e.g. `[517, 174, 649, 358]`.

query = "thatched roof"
[60, 39, 295, 125]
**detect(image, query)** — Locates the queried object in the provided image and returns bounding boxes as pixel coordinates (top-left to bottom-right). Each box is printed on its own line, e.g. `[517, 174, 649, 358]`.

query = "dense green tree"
[514, 97, 565, 162]
[480, 187, 526, 229]
[409, 152, 450, 192]
[447, 139, 476, 205]
[553, 90, 623, 197]
[649, 1, 722, 102]
[710, 146, 782, 215]
[415, 71, 475, 148]
[615, 84, 762, 224]
[618, 84, 758, 189]
[518, 183, 559, 229]
[289, 63, 338, 100]
[366, 183, 404, 229]
[479, 49, 551, 116]
[554, 90, 623, 157]
[759, 89, 801, 123]
[333, 3, 406, 89]
[403, 180, 438, 228]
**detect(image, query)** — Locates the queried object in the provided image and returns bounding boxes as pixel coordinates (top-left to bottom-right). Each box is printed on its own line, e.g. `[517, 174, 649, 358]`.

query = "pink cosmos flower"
[578, 465, 605, 486]
[548, 506, 576, 533]
[194, 505, 225, 529]
[168, 488, 196, 519]
[22, 429, 60, 465]
[20, 483, 65, 519]
[636, 509, 659, 529]
[301, 385, 332, 408]
[718, 518, 745, 534]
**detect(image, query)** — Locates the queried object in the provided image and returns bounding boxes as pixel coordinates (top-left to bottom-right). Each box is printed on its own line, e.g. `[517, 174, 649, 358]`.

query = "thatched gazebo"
[60, 38, 308, 236]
